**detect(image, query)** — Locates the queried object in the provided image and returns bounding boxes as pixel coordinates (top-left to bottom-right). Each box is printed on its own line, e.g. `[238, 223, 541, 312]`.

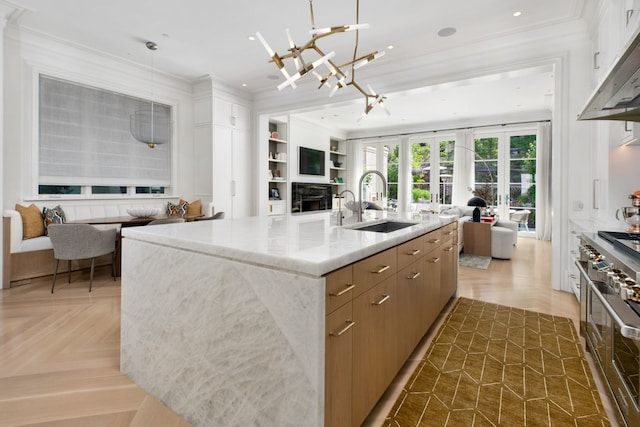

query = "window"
[38, 75, 172, 197]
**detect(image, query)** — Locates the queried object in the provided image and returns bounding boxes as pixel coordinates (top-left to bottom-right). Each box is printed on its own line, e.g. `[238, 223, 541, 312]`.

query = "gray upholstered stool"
[491, 226, 515, 259]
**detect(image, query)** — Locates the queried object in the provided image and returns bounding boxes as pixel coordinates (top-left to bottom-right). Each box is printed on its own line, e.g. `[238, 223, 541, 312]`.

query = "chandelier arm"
[351, 0, 361, 79]
[309, 0, 315, 30]
[336, 51, 380, 70]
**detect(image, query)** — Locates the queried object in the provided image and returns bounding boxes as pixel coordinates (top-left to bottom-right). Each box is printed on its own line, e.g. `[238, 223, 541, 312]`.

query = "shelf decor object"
[255, 0, 390, 119]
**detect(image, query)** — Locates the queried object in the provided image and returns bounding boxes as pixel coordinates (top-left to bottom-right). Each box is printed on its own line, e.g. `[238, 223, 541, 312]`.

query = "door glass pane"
[474, 137, 498, 206]
[509, 135, 536, 232]
[439, 140, 455, 205]
[387, 145, 399, 211]
[411, 142, 431, 210]
[362, 143, 395, 211]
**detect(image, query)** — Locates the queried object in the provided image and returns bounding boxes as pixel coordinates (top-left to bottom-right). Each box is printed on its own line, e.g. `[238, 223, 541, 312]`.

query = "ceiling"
[5, 0, 586, 133]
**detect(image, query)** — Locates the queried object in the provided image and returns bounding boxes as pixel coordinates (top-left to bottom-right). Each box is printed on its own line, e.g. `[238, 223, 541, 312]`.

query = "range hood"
[579, 30, 640, 122]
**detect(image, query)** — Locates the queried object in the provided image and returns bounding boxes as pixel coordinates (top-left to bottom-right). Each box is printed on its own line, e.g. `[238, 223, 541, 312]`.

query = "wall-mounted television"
[299, 146, 325, 176]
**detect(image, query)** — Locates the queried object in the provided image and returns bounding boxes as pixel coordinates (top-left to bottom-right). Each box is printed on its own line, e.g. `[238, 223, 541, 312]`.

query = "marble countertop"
[122, 211, 457, 277]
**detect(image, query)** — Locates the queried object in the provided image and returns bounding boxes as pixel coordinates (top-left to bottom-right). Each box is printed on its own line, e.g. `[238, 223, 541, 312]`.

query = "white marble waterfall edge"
[121, 238, 325, 427]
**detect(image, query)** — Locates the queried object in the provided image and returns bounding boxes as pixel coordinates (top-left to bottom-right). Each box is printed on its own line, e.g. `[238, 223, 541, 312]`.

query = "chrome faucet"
[358, 170, 387, 222]
[337, 189, 355, 226]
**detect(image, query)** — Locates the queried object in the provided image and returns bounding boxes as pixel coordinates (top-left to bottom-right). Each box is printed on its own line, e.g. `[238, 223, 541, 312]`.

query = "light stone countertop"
[122, 210, 457, 277]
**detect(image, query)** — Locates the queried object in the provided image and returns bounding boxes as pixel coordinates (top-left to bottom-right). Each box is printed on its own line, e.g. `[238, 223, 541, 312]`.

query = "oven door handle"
[586, 275, 640, 340]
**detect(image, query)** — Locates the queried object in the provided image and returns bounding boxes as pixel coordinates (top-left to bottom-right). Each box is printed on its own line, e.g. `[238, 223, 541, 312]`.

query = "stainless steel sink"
[351, 221, 416, 233]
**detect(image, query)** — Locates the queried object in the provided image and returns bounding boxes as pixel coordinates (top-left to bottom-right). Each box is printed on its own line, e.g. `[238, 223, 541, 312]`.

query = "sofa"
[439, 205, 518, 258]
[3, 199, 213, 288]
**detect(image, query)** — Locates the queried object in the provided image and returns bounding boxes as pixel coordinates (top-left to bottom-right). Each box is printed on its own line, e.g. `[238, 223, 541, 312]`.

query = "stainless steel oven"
[610, 321, 640, 425]
[577, 232, 640, 427]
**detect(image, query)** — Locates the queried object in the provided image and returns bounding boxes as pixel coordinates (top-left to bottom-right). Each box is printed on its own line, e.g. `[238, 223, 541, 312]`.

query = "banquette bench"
[2, 200, 212, 288]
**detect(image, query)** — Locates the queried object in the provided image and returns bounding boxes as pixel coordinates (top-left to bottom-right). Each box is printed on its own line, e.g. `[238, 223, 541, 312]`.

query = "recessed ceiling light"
[513, 11, 522, 17]
[241, 83, 247, 87]
[248, 35, 256, 41]
[437, 27, 456, 37]
[386, 44, 395, 50]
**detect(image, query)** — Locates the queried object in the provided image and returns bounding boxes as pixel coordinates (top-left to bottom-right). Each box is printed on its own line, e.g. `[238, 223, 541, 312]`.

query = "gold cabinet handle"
[373, 265, 390, 274]
[428, 257, 441, 263]
[408, 249, 421, 256]
[445, 231, 454, 236]
[372, 294, 391, 306]
[408, 272, 420, 280]
[329, 284, 355, 297]
[428, 238, 440, 244]
[444, 247, 454, 252]
[329, 320, 355, 337]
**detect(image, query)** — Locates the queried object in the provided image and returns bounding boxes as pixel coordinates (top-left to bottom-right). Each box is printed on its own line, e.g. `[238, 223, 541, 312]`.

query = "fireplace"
[291, 182, 333, 213]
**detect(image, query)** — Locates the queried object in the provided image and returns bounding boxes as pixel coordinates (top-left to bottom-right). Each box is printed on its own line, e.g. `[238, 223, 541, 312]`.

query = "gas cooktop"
[598, 230, 640, 261]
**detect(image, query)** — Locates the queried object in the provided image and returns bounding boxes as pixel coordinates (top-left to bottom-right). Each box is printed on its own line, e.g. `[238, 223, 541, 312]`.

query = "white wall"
[289, 116, 341, 184]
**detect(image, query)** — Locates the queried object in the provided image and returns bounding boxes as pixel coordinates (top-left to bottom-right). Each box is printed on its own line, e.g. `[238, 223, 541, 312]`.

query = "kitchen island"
[120, 211, 458, 427]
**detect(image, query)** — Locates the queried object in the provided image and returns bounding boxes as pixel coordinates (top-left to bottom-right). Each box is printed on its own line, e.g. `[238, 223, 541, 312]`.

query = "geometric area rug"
[384, 297, 611, 426]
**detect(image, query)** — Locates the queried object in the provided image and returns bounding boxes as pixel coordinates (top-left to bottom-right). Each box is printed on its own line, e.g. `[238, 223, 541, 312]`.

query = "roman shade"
[39, 75, 171, 187]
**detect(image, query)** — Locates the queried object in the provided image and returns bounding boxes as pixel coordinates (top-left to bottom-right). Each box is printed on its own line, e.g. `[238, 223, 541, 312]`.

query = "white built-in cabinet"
[213, 98, 253, 218]
[592, 0, 640, 86]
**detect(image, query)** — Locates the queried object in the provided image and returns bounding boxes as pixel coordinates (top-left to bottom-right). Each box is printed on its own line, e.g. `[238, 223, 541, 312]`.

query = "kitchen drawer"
[441, 222, 457, 243]
[325, 265, 354, 314]
[353, 247, 396, 297]
[397, 235, 426, 270]
[423, 228, 443, 253]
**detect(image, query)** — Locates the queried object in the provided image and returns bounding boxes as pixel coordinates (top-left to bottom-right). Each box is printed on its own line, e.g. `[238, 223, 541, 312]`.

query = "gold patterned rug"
[384, 297, 610, 426]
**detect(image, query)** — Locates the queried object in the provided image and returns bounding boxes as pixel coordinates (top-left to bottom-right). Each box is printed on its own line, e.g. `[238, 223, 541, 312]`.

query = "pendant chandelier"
[256, 0, 390, 119]
[130, 41, 171, 149]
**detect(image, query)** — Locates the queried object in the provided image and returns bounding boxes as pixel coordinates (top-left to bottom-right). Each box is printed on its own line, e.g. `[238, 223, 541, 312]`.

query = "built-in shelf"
[329, 139, 346, 193]
[268, 119, 289, 216]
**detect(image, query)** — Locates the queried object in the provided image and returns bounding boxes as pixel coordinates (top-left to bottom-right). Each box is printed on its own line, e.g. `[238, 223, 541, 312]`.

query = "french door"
[408, 136, 456, 210]
[474, 128, 537, 233]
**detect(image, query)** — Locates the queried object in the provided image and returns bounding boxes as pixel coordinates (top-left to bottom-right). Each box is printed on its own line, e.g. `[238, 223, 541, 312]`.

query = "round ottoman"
[495, 219, 518, 246]
[491, 226, 515, 259]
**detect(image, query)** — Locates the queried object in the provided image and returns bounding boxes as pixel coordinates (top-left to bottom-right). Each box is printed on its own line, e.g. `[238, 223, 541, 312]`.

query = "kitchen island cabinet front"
[120, 213, 457, 427]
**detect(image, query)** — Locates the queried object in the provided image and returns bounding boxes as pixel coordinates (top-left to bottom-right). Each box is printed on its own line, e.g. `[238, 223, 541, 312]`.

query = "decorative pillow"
[15, 203, 45, 239]
[42, 205, 66, 235]
[167, 201, 188, 216]
[180, 198, 202, 216]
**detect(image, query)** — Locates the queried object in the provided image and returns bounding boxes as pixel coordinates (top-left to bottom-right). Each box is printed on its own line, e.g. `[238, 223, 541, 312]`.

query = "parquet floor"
[0, 268, 189, 427]
[0, 237, 618, 426]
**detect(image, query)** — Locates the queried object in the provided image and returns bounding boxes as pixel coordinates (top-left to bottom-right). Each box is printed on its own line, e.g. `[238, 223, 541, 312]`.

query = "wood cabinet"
[352, 275, 397, 427]
[325, 301, 354, 427]
[323, 223, 457, 427]
[396, 257, 425, 362]
[463, 218, 494, 256]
